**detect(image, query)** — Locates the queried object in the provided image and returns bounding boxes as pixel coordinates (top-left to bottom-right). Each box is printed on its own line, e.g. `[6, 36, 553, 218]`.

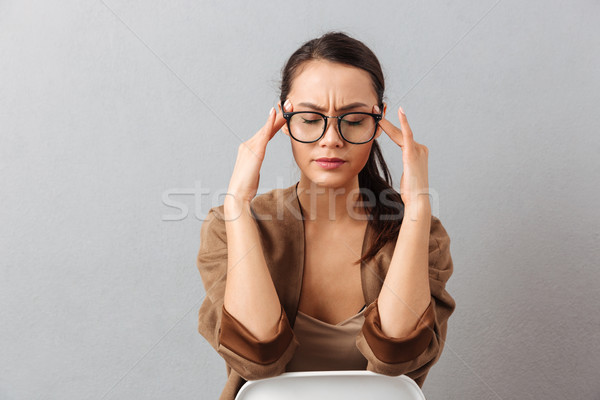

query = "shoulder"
[370, 214, 451, 272]
[200, 184, 299, 239]
[428, 214, 451, 260]
[250, 185, 299, 220]
[427, 215, 453, 286]
[373, 214, 450, 253]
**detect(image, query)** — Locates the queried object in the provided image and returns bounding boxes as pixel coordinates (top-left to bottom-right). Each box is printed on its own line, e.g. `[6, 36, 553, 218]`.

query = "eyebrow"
[296, 101, 369, 112]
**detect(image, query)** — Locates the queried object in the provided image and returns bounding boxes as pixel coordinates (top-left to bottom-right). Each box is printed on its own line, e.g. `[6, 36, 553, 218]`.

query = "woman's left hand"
[376, 105, 430, 212]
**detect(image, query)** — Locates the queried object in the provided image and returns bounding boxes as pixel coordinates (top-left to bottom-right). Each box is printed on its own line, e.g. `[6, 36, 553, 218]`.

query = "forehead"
[289, 60, 377, 103]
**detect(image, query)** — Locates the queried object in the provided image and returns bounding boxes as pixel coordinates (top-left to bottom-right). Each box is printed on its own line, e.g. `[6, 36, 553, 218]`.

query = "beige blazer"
[196, 182, 456, 400]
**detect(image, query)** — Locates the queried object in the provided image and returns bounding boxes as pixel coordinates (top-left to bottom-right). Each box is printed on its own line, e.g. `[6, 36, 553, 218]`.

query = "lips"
[316, 157, 345, 162]
[314, 157, 346, 170]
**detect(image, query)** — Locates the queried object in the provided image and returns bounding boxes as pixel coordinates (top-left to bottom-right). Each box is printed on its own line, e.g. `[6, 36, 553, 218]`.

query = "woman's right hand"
[225, 103, 288, 208]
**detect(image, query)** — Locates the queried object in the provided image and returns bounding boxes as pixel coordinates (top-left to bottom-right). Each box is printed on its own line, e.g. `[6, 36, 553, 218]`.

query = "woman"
[196, 31, 456, 400]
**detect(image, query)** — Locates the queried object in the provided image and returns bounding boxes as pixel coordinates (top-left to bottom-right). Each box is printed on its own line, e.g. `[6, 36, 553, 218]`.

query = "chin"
[302, 171, 356, 190]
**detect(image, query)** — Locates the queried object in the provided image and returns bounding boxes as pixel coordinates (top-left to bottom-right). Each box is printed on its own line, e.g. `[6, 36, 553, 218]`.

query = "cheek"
[290, 141, 310, 166]
[353, 144, 373, 169]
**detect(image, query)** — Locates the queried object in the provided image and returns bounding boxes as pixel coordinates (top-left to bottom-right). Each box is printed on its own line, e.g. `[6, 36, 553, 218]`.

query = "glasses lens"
[289, 112, 325, 142]
[340, 113, 376, 143]
[288, 112, 377, 143]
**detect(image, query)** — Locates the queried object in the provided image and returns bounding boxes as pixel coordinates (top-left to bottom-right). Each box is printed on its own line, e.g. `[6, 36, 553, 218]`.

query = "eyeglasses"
[282, 105, 383, 144]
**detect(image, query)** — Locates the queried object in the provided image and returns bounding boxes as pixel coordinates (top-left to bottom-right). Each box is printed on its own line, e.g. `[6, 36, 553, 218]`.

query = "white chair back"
[235, 370, 426, 400]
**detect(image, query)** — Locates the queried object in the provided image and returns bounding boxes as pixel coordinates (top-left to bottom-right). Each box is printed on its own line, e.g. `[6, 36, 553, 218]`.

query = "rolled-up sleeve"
[196, 207, 300, 381]
[355, 215, 456, 387]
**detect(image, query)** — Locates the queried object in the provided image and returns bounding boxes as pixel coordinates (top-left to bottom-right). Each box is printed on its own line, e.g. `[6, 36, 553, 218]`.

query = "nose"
[319, 117, 344, 147]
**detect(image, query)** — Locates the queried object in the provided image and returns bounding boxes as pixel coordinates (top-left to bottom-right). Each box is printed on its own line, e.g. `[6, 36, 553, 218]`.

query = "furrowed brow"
[297, 102, 369, 112]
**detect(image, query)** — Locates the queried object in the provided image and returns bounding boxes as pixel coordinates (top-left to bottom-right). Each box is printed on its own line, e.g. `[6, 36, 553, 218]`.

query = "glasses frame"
[281, 107, 383, 144]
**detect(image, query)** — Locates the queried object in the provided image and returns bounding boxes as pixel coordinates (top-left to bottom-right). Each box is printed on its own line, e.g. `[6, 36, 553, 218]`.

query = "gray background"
[1, 0, 598, 399]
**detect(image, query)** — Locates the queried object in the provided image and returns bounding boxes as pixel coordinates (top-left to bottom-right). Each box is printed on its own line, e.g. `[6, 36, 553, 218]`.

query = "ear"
[278, 102, 290, 137]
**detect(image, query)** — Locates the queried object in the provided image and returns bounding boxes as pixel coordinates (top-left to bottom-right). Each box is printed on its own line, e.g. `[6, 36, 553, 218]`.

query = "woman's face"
[278, 60, 387, 190]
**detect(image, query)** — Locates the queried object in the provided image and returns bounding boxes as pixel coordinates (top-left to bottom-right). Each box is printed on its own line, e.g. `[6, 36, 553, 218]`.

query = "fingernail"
[374, 105, 380, 113]
[284, 99, 291, 111]
[269, 107, 274, 116]
[399, 106, 405, 115]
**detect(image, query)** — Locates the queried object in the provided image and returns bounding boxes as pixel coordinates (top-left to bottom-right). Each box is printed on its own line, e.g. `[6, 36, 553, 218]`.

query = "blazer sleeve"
[355, 215, 456, 387]
[196, 207, 300, 381]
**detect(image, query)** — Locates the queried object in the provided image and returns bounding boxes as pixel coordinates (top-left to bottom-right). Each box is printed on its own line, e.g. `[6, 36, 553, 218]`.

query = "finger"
[397, 106, 414, 145]
[270, 104, 288, 132]
[271, 105, 287, 136]
[275, 100, 293, 138]
[259, 107, 285, 142]
[377, 114, 404, 148]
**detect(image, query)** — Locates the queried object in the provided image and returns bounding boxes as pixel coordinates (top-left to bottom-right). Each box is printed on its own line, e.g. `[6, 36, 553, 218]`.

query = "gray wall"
[1, 1, 598, 399]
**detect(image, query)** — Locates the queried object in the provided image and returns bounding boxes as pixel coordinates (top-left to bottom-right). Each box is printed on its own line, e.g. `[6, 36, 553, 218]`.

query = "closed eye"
[301, 117, 321, 124]
[342, 116, 366, 126]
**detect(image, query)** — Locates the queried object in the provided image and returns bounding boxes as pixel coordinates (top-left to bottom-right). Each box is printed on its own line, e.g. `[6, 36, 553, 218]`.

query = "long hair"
[278, 31, 405, 265]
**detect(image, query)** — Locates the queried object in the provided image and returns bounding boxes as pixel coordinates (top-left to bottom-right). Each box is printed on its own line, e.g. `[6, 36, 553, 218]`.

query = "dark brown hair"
[278, 31, 405, 265]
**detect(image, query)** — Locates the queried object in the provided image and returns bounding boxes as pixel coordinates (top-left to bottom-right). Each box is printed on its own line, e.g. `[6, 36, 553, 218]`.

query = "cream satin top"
[285, 304, 368, 372]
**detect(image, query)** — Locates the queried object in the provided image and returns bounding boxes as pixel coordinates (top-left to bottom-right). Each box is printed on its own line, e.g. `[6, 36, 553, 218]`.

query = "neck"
[296, 175, 367, 223]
